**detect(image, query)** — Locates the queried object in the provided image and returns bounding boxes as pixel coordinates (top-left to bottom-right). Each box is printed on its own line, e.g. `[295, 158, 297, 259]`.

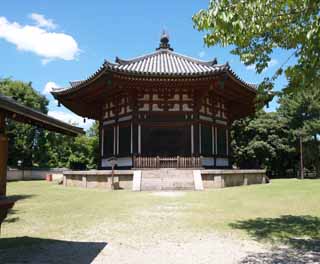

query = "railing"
[133, 156, 202, 168]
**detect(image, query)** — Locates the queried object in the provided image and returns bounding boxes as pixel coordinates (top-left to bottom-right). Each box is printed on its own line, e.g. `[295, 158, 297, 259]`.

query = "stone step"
[140, 169, 197, 191]
[161, 186, 194, 191]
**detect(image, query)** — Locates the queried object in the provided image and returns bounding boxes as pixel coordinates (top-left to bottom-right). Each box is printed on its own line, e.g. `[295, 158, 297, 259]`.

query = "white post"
[113, 126, 116, 155]
[117, 125, 119, 155]
[130, 122, 133, 154]
[138, 124, 141, 154]
[199, 124, 202, 154]
[212, 126, 215, 155]
[191, 125, 194, 155]
[214, 127, 217, 155]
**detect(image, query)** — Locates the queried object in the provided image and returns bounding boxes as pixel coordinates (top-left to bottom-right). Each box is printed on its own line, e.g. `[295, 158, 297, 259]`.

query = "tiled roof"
[105, 49, 225, 76]
[69, 80, 84, 87]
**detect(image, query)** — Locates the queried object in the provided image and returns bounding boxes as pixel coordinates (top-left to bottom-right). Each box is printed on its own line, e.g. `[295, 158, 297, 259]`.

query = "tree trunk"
[299, 135, 304, 179]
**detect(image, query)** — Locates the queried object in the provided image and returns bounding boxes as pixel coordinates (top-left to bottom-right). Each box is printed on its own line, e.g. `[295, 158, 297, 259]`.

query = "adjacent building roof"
[51, 33, 257, 96]
[0, 94, 84, 136]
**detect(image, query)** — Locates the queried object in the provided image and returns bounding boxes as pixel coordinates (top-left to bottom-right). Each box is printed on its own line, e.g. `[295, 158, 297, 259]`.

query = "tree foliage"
[232, 87, 320, 176]
[193, 1, 320, 103]
[279, 87, 320, 175]
[231, 111, 295, 175]
[279, 86, 320, 137]
[0, 78, 98, 169]
[0, 78, 49, 167]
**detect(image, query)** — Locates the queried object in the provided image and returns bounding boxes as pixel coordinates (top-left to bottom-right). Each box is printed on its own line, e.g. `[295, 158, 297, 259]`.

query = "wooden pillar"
[131, 90, 139, 156]
[98, 120, 103, 169]
[0, 112, 8, 196]
[214, 126, 217, 167]
[193, 94, 200, 156]
[193, 87, 208, 156]
[226, 127, 229, 156]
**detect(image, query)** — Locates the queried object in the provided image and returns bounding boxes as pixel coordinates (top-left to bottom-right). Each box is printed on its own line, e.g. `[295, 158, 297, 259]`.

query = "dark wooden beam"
[0, 111, 8, 196]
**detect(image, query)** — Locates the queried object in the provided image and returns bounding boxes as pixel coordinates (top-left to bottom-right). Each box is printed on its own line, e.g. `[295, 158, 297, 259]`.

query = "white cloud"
[48, 110, 94, 130]
[29, 13, 56, 30]
[0, 16, 80, 62]
[43, 81, 59, 95]
[199, 51, 206, 58]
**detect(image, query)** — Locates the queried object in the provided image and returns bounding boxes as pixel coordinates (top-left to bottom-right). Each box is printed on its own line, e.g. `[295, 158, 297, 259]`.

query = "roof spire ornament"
[156, 30, 173, 51]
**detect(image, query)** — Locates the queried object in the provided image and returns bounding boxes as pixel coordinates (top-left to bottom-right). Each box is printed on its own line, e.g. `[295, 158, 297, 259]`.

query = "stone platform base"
[63, 169, 267, 191]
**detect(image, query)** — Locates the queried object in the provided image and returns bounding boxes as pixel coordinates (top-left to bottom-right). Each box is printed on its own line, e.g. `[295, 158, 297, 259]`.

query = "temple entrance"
[141, 125, 190, 156]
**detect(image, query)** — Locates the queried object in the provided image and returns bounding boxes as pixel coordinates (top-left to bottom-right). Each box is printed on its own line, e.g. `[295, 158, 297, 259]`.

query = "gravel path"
[92, 232, 266, 264]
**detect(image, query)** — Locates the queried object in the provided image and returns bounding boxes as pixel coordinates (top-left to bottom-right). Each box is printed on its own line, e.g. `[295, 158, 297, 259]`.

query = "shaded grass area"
[0, 237, 106, 264]
[2, 179, 320, 249]
[230, 215, 320, 263]
[231, 215, 320, 250]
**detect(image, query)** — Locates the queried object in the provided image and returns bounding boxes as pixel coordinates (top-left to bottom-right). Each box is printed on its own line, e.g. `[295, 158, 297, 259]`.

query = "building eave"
[0, 94, 84, 136]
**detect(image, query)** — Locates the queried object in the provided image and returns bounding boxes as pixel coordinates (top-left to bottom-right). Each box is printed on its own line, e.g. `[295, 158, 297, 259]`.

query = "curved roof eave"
[51, 62, 107, 96]
[0, 93, 84, 135]
[225, 69, 257, 93]
[51, 55, 257, 97]
[51, 68, 257, 98]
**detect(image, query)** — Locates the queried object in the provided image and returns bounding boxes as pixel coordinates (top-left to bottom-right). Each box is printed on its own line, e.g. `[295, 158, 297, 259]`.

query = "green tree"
[193, 1, 320, 103]
[87, 121, 99, 168]
[278, 87, 320, 176]
[0, 78, 99, 169]
[231, 111, 295, 176]
[44, 132, 74, 168]
[0, 78, 49, 167]
[67, 123, 99, 170]
[45, 121, 99, 170]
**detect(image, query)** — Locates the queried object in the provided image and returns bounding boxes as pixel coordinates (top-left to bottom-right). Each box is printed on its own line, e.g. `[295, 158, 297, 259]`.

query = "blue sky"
[1, 1, 293, 129]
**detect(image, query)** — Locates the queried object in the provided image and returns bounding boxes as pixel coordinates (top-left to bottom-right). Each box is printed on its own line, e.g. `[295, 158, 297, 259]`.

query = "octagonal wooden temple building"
[52, 34, 257, 170]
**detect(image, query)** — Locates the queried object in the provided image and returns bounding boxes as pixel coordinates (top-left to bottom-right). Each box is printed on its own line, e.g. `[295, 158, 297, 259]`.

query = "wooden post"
[111, 164, 115, 190]
[131, 90, 139, 156]
[0, 112, 8, 196]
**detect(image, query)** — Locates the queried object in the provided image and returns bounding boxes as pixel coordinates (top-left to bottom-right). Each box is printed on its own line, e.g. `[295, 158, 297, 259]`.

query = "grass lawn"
[1, 179, 320, 263]
[2, 179, 320, 240]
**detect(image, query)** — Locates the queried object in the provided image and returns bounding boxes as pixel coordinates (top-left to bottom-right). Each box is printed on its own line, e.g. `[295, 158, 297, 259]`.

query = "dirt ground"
[3, 230, 319, 263]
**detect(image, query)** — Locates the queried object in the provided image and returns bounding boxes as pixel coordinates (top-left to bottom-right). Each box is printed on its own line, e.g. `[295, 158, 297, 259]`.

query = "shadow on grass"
[2, 195, 36, 224]
[230, 215, 320, 263]
[0, 236, 107, 264]
[3, 209, 19, 223]
[7, 194, 36, 202]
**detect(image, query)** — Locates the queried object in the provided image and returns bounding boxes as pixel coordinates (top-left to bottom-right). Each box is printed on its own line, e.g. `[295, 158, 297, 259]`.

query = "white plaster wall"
[216, 158, 229, 167]
[7, 169, 64, 181]
[201, 157, 214, 167]
[101, 157, 133, 167]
